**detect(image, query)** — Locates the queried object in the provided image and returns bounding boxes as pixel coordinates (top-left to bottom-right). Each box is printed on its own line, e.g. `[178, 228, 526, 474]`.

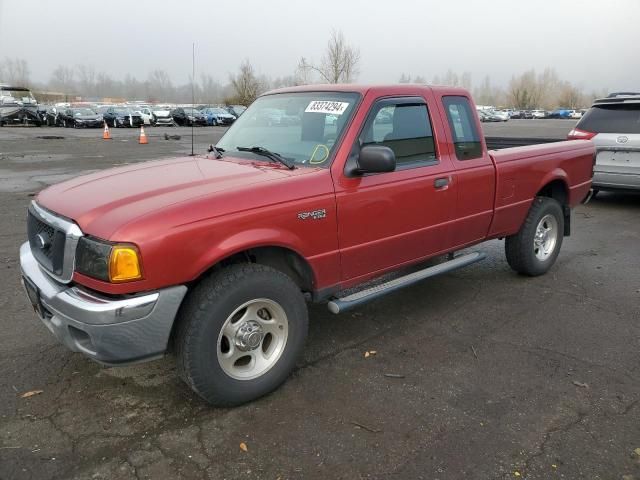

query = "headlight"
[75, 237, 142, 282]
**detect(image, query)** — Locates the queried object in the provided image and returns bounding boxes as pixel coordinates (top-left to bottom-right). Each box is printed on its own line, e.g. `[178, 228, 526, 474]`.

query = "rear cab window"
[442, 96, 483, 160]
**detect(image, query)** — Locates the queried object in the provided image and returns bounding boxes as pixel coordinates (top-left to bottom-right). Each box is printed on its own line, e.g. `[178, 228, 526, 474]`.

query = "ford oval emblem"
[617, 136, 629, 144]
[35, 233, 50, 249]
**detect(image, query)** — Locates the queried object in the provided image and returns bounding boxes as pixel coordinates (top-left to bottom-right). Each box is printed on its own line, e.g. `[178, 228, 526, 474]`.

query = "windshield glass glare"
[216, 92, 360, 167]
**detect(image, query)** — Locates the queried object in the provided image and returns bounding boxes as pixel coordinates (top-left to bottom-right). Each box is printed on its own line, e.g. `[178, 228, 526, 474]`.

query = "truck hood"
[37, 156, 310, 239]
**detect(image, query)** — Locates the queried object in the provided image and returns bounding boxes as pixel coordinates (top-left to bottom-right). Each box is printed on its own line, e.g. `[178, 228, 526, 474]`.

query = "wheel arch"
[190, 242, 317, 294]
[535, 176, 571, 236]
[168, 243, 316, 352]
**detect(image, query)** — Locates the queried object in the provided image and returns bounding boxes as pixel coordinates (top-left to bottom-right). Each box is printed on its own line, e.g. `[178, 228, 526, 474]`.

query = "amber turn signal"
[109, 246, 142, 282]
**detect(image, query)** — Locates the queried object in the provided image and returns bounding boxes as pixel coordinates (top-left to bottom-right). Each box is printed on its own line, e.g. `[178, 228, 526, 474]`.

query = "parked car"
[20, 84, 594, 406]
[151, 106, 174, 126]
[568, 94, 640, 193]
[226, 105, 246, 118]
[549, 108, 573, 119]
[102, 107, 144, 128]
[531, 109, 547, 119]
[171, 107, 208, 126]
[44, 105, 66, 126]
[60, 107, 103, 128]
[491, 110, 510, 121]
[478, 110, 504, 122]
[201, 107, 236, 126]
[569, 110, 583, 119]
[134, 106, 154, 125]
[510, 110, 523, 119]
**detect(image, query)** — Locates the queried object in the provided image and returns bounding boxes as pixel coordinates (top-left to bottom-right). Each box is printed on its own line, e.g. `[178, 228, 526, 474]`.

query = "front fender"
[190, 228, 309, 280]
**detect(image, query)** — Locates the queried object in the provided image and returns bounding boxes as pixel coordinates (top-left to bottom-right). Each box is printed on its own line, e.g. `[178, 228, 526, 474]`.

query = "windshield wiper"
[207, 144, 225, 159]
[237, 146, 295, 170]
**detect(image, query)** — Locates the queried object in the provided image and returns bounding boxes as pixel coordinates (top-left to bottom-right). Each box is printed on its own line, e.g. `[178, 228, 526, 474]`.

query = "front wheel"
[505, 197, 564, 276]
[175, 264, 308, 406]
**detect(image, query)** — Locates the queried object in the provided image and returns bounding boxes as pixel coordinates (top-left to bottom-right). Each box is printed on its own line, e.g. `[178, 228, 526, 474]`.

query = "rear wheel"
[176, 264, 308, 406]
[505, 197, 564, 276]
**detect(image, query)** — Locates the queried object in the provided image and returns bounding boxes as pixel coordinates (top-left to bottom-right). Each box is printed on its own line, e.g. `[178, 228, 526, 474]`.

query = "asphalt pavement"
[1, 121, 639, 480]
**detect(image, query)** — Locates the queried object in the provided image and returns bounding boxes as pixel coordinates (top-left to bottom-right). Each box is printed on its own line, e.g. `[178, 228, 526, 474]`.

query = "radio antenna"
[190, 42, 195, 156]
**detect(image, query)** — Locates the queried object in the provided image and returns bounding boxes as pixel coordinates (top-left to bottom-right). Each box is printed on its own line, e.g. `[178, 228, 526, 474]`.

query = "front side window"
[360, 101, 437, 166]
[443, 96, 483, 160]
[217, 92, 360, 168]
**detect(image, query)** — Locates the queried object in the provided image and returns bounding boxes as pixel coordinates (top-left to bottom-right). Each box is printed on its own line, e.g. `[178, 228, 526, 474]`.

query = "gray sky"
[1, 0, 639, 91]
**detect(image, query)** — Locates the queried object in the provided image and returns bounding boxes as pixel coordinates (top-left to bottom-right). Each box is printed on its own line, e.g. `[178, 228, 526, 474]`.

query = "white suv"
[568, 95, 640, 193]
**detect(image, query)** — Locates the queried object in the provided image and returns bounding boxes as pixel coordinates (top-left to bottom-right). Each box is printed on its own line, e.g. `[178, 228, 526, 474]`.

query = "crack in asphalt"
[518, 397, 638, 477]
[520, 410, 588, 476]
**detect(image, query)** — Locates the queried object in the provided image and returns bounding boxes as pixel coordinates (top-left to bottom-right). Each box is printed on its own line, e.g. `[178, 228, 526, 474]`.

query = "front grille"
[27, 209, 66, 275]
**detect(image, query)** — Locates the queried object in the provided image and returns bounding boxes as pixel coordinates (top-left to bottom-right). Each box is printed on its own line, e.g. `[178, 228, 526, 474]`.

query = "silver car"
[569, 94, 640, 192]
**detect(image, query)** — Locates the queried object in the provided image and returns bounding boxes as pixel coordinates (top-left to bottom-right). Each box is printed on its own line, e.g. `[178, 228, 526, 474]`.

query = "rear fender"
[535, 170, 571, 236]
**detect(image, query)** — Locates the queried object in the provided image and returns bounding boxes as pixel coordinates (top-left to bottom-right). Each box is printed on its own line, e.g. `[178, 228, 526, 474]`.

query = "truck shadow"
[591, 191, 640, 208]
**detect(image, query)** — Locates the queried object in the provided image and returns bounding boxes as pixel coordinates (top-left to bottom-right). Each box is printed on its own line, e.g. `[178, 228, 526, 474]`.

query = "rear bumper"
[593, 170, 640, 190]
[19, 242, 187, 365]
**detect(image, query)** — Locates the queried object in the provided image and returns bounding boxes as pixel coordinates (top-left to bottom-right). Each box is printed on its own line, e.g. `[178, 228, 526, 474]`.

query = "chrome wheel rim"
[533, 214, 558, 261]
[216, 298, 289, 380]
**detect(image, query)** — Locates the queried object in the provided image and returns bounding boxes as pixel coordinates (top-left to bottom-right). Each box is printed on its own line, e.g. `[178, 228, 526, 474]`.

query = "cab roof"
[264, 84, 471, 97]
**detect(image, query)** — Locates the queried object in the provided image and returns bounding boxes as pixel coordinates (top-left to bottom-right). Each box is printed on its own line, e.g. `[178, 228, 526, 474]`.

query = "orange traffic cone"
[102, 122, 112, 140]
[138, 125, 148, 144]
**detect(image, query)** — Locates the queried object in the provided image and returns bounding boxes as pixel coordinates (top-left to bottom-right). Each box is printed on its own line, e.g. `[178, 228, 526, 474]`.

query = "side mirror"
[354, 145, 396, 175]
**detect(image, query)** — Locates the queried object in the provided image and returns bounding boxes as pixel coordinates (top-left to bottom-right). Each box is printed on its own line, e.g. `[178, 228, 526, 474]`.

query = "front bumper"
[154, 117, 174, 125]
[19, 242, 187, 365]
[75, 120, 102, 128]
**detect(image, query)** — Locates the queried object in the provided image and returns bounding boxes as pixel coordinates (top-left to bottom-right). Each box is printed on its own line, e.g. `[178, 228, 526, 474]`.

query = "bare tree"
[95, 72, 115, 99]
[147, 69, 173, 102]
[270, 75, 299, 89]
[509, 70, 541, 109]
[442, 69, 460, 87]
[537, 68, 562, 109]
[76, 64, 96, 97]
[461, 71, 472, 90]
[298, 30, 360, 83]
[413, 75, 426, 84]
[200, 73, 221, 104]
[0, 57, 30, 85]
[557, 82, 584, 109]
[399, 73, 411, 83]
[229, 59, 262, 105]
[50, 65, 75, 94]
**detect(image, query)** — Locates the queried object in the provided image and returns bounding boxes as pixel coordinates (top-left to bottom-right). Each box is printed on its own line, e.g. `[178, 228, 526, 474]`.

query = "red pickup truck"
[20, 85, 594, 405]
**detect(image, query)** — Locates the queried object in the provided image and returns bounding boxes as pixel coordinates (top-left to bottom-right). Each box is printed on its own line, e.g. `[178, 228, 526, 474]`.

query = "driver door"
[333, 95, 456, 283]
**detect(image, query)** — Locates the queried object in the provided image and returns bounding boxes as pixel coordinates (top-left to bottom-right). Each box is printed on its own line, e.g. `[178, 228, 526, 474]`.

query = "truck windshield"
[216, 92, 360, 167]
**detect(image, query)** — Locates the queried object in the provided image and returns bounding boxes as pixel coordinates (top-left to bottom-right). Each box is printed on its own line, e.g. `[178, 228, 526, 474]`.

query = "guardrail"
[485, 137, 563, 150]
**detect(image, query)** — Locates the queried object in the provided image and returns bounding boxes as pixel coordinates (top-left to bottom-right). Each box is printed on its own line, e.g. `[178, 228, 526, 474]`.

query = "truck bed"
[487, 140, 594, 238]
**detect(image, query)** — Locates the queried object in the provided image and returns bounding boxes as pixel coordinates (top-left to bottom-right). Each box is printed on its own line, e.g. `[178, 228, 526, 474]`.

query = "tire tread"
[175, 263, 306, 406]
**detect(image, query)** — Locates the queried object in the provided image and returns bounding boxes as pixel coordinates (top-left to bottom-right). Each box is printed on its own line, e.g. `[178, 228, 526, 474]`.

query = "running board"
[327, 252, 486, 314]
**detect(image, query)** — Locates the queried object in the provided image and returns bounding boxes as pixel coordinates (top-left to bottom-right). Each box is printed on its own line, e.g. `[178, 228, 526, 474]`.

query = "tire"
[505, 196, 564, 276]
[175, 263, 308, 406]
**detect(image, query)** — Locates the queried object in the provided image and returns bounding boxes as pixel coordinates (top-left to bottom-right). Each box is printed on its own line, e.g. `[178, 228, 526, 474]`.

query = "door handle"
[434, 177, 450, 189]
